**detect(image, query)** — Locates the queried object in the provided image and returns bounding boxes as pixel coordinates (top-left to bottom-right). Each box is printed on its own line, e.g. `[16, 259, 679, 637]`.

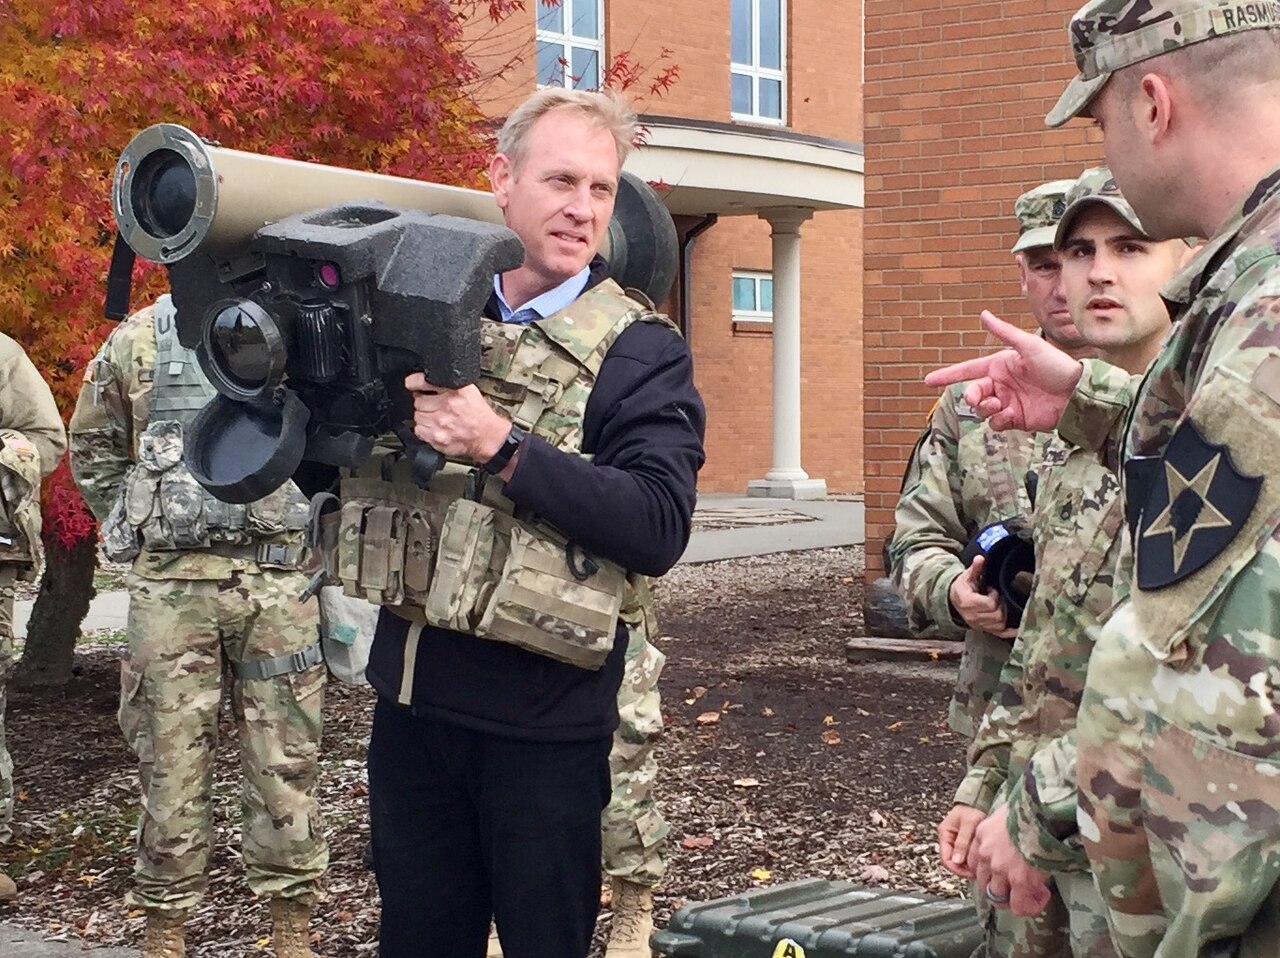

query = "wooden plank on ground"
[845, 636, 964, 663]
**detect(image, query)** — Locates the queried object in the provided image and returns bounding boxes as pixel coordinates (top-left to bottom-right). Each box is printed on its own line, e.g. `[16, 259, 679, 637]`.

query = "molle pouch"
[124, 469, 158, 528]
[423, 498, 496, 633]
[247, 490, 287, 536]
[360, 506, 406, 604]
[475, 525, 624, 670]
[136, 420, 185, 473]
[203, 496, 248, 537]
[337, 501, 409, 606]
[158, 469, 209, 549]
[101, 495, 141, 563]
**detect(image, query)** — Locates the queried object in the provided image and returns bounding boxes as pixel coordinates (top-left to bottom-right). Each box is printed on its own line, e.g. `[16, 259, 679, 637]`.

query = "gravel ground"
[2, 547, 969, 955]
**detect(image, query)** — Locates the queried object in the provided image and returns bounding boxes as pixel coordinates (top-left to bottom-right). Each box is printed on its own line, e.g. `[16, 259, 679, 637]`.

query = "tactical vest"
[102, 296, 310, 562]
[333, 279, 667, 671]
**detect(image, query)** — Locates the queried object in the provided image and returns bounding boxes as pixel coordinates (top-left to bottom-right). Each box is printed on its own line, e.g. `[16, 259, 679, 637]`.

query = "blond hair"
[496, 87, 636, 171]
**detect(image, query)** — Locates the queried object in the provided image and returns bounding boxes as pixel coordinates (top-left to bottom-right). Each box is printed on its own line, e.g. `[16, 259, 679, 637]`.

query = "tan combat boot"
[0, 872, 16, 902]
[141, 910, 186, 958]
[606, 877, 655, 958]
[269, 897, 316, 958]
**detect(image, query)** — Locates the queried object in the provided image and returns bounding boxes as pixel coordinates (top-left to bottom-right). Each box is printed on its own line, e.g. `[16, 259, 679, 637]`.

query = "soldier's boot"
[0, 873, 16, 902]
[606, 878, 655, 958]
[141, 910, 186, 958]
[269, 898, 315, 958]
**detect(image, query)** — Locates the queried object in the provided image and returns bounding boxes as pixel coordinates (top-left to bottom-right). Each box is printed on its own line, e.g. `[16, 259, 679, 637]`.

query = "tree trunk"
[16, 535, 97, 688]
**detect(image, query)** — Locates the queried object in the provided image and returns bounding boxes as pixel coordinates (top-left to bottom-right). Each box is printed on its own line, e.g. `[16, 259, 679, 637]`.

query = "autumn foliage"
[0, 0, 520, 545]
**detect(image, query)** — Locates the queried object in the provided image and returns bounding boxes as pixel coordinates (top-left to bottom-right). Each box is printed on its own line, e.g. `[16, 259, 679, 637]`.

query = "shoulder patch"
[1137, 420, 1261, 590]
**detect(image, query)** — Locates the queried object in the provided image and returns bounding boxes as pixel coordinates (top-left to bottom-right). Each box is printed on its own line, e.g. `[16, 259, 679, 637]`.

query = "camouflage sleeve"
[887, 389, 967, 638]
[1056, 359, 1135, 464]
[952, 632, 1028, 812]
[1005, 729, 1087, 872]
[68, 320, 145, 521]
[0, 340, 66, 477]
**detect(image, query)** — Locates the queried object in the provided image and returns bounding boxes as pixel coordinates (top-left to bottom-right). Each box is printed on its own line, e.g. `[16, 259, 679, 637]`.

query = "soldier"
[0, 334, 65, 903]
[893, 184, 1092, 953]
[358, 86, 705, 958]
[891, 179, 1087, 746]
[959, 168, 1189, 958]
[68, 296, 327, 958]
[926, 3, 1280, 954]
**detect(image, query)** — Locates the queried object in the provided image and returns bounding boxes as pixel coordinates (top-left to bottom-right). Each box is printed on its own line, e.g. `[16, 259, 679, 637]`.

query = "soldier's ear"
[1014, 254, 1030, 296]
[1138, 72, 1176, 145]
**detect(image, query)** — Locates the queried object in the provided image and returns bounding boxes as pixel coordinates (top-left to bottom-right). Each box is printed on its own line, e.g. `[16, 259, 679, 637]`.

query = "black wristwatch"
[483, 424, 527, 475]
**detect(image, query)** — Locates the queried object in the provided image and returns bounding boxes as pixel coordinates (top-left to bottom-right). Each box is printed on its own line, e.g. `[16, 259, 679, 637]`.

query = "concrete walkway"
[0, 927, 134, 957]
[2, 494, 864, 954]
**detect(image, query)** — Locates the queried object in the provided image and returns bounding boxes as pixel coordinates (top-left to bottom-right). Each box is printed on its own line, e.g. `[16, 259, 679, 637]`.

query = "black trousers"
[367, 697, 612, 958]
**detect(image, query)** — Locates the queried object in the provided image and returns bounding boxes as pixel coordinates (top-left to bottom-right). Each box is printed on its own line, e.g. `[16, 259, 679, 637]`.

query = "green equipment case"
[650, 878, 982, 958]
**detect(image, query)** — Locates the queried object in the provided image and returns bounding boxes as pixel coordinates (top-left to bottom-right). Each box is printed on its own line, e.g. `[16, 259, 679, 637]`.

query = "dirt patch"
[2, 547, 968, 955]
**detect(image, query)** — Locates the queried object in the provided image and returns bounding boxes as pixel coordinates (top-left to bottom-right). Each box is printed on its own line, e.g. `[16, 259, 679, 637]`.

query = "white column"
[747, 206, 826, 500]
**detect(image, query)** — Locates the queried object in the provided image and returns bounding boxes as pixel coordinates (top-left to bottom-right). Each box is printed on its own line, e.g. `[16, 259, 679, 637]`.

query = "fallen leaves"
[681, 835, 716, 850]
[696, 711, 721, 725]
[860, 864, 891, 883]
[750, 867, 772, 882]
[733, 777, 761, 788]
[819, 729, 842, 746]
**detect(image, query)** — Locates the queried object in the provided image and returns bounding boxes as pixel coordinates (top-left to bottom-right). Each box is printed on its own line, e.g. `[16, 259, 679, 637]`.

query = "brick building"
[463, 0, 865, 495]
[861, 0, 1104, 576]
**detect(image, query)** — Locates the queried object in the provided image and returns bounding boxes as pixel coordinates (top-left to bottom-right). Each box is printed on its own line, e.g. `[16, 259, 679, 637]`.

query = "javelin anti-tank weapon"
[108, 123, 678, 503]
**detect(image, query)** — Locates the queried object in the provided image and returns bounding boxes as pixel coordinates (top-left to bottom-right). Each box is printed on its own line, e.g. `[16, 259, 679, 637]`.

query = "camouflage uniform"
[890, 181, 1071, 741]
[889, 383, 1044, 739]
[1045, 5, 1280, 955]
[603, 592, 668, 887]
[960, 431, 1125, 958]
[68, 298, 327, 915]
[0, 335, 65, 852]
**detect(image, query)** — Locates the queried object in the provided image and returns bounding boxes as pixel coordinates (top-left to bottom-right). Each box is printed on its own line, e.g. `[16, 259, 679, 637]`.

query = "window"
[731, 0, 785, 123]
[732, 271, 773, 323]
[536, 0, 604, 90]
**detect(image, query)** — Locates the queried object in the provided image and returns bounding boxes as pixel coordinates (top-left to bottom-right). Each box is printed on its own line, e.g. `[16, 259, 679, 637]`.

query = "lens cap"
[604, 171, 679, 306]
[185, 391, 310, 504]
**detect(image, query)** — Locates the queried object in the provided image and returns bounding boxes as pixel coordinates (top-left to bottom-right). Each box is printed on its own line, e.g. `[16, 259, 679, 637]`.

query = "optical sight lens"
[131, 149, 197, 238]
[208, 303, 273, 392]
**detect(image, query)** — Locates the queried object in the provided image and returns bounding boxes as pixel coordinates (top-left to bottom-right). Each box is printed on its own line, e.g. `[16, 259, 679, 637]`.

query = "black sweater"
[365, 283, 706, 741]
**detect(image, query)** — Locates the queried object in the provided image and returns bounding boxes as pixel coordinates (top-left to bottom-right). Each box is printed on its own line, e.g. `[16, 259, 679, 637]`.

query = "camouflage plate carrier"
[99, 297, 311, 567]
[332, 278, 669, 671]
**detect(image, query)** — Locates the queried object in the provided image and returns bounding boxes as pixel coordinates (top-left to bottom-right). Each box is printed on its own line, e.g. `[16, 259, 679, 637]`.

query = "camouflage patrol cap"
[1011, 179, 1076, 253]
[1053, 166, 1150, 248]
[1047, 0, 1280, 127]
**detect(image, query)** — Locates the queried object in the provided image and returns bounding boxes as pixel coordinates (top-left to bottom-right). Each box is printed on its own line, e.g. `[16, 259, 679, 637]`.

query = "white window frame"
[732, 270, 774, 324]
[730, 0, 787, 125]
[535, 0, 606, 91]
